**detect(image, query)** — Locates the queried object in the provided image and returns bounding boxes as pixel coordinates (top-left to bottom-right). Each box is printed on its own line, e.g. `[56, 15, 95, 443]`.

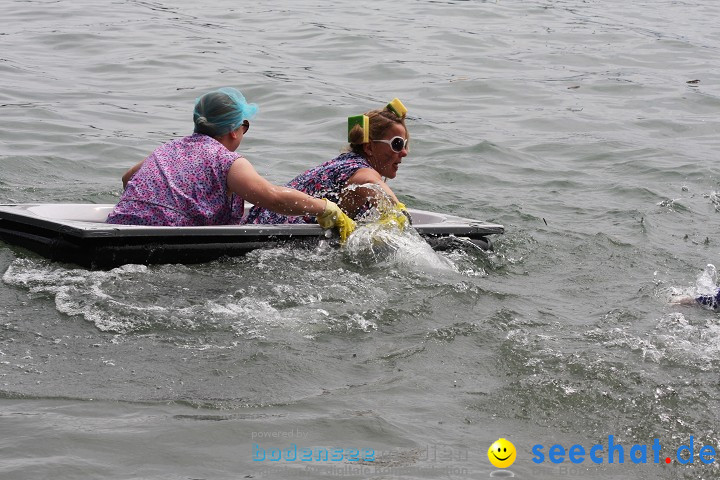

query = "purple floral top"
[245, 152, 372, 224]
[106, 134, 245, 226]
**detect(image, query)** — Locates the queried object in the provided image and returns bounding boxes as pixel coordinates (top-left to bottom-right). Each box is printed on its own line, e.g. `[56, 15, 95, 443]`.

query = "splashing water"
[665, 264, 719, 311]
[344, 220, 456, 271]
[341, 183, 456, 271]
[664, 264, 717, 297]
[1, 255, 383, 336]
[709, 191, 720, 211]
[696, 264, 717, 296]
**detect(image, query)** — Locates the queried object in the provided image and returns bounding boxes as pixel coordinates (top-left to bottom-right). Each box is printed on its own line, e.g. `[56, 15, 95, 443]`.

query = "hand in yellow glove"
[316, 199, 356, 243]
[377, 202, 412, 231]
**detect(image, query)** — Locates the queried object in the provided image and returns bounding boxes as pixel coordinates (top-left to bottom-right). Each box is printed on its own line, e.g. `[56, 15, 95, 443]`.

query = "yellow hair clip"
[347, 114, 369, 143]
[386, 98, 407, 118]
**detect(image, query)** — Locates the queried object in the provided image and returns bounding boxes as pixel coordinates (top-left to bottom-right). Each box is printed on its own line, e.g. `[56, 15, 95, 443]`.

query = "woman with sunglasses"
[244, 100, 409, 226]
[106, 87, 354, 239]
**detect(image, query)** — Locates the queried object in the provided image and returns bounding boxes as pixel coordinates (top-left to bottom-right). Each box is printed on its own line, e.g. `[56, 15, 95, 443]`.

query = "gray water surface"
[2, 1, 720, 479]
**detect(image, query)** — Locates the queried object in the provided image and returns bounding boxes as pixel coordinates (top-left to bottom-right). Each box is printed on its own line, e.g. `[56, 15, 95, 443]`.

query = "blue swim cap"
[193, 87, 259, 137]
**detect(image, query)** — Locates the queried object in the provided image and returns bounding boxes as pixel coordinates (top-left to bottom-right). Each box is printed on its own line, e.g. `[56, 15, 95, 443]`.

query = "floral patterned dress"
[106, 134, 245, 226]
[244, 152, 372, 224]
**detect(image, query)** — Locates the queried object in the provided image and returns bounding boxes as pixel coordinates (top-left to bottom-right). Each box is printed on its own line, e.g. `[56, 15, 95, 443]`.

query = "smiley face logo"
[488, 438, 516, 469]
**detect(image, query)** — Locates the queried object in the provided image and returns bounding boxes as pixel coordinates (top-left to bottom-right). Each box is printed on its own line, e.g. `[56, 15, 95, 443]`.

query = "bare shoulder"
[228, 156, 257, 177]
[347, 167, 382, 185]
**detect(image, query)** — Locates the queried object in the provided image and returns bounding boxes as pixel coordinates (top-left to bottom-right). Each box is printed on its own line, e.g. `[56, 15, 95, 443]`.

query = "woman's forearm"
[227, 157, 330, 217]
[256, 186, 326, 216]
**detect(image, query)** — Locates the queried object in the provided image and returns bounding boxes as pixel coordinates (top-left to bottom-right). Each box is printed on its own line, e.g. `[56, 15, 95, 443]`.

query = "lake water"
[1, 1, 720, 479]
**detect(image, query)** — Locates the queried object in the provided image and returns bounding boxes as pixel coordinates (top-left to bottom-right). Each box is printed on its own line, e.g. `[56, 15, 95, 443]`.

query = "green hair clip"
[347, 114, 369, 143]
[386, 98, 407, 118]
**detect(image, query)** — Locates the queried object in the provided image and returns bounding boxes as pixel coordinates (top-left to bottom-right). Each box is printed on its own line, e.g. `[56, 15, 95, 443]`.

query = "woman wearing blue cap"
[106, 87, 354, 240]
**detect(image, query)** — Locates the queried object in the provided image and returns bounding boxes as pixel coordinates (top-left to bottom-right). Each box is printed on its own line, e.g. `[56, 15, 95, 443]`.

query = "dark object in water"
[0, 203, 504, 269]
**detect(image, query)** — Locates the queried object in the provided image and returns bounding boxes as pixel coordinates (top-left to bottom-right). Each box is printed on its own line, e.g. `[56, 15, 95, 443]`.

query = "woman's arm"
[122, 160, 145, 189]
[226, 157, 327, 216]
[340, 168, 399, 217]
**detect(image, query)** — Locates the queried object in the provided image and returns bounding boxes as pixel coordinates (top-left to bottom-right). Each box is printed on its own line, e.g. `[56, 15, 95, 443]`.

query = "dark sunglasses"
[373, 136, 408, 153]
[241, 120, 250, 133]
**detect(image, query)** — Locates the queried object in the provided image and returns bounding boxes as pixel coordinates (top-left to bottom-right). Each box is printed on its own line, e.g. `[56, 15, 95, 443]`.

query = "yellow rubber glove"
[377, 202, 411, 231]
[316, 199, 356, 243]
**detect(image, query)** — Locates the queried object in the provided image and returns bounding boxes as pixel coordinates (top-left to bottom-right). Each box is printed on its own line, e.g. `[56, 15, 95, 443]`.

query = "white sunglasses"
[372, 136, 408, 153]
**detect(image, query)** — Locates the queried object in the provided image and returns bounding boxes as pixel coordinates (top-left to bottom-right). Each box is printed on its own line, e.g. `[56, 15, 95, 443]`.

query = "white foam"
[586, 312, 720, 371]
[344, 222, 456, 272]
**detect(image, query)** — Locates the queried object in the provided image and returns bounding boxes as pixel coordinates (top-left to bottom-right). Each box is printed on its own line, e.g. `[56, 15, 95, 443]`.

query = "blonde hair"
[347, 108, 408, 156]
